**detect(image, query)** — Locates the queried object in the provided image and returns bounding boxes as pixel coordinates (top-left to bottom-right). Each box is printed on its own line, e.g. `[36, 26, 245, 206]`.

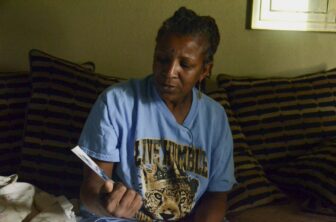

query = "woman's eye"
[181, 62, 191, 69]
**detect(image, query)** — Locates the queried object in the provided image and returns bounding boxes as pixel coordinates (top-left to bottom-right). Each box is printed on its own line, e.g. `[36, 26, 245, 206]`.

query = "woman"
[79, 7, 236, 222]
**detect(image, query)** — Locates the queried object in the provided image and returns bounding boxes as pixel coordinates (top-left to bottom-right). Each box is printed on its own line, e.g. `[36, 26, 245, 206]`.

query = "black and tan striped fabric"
[19, 49, 125, 198]
[207, 90, 286, 214]
[268, 137, 336, 216]
[0, 72, 31, 176]
[217, 69, 336, 169]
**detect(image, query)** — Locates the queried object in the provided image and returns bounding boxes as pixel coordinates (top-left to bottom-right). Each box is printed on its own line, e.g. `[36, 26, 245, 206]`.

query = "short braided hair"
[156, 7, 220, 64]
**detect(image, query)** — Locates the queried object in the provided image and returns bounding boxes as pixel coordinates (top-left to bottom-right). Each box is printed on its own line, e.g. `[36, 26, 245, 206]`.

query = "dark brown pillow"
[0, 72, 31, 175]
[19, 49, 125, 198]
[217, 69, 336, 170]
[207, 89, 286, 214]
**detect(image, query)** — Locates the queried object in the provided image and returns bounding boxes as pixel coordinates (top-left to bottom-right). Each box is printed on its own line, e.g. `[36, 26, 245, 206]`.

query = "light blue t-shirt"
[78, 75, 236, 221]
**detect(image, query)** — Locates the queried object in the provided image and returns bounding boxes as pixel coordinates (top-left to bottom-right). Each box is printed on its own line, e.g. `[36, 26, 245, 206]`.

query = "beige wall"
[1, 0, 336, 81]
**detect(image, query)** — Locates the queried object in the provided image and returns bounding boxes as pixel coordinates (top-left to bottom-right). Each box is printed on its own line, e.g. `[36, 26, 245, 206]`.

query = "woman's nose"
[166, 60, 179, 78]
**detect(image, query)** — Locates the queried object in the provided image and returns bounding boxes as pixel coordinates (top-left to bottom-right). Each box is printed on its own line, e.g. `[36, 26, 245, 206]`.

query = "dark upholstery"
[208, 89, 286, 214]
[18, 49, 125, 198]
[0, 72, 31, 176]
[217, 69, 336, 169]
[268, 138, 336, 216]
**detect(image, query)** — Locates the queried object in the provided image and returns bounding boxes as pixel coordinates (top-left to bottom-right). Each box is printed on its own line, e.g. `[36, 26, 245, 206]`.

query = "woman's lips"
[161, 83, 176, 92]
[155, 77, 177, 93]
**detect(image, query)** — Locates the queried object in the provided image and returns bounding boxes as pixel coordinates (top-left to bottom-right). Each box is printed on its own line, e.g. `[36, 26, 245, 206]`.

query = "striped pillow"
[217, 69, 336, 169]
[0, 72, 31, 176]
[207, 90, 286, 213]
[19, 49, 125, 198]
[268, 137, 336, 216]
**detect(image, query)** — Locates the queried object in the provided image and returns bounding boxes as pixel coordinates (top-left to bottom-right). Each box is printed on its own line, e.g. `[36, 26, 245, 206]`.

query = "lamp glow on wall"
[251, 0, 336, 32]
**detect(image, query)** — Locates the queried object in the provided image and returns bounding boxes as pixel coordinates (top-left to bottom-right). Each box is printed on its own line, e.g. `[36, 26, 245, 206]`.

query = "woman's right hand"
[80, 161, 143, 219]
[99, 180, 143, 219]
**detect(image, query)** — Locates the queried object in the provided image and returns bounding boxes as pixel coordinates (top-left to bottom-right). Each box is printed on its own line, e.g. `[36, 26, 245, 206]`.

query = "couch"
[1, 49, 336, 221]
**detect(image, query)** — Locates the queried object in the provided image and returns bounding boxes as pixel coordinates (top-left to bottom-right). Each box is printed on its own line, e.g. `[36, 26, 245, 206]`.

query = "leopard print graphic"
[140, 163, 199, 221]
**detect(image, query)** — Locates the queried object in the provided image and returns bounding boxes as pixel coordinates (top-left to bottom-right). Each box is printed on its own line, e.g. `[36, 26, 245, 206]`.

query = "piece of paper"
[71, 146, 111, 182]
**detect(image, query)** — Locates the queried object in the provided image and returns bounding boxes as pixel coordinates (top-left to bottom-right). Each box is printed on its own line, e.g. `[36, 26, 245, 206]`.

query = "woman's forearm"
[80, 162, 113, 216]
[80, 182, 104, 215]
[192, 192, 228, 222]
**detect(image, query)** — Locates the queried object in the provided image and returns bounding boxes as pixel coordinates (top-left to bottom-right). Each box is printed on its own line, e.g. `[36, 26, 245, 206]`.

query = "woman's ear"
[199, 62, 213, 82]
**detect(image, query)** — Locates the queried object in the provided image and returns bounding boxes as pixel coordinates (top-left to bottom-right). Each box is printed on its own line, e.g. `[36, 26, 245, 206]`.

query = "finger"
[101, 180, 114, 193]
[98, 180, 115, 215]
[113, 190, 142, 219]
[125, 193, 143, 218]
[118, 189, 137, 208]
[105, 183, 127, 214]
[131, 193, 143, 211]
[112, 188, 137, 218]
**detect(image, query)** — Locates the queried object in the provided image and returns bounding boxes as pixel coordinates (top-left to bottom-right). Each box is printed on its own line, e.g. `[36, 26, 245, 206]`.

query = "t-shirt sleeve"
[78, 91, 120, 162]
[207, 110, 236, 192]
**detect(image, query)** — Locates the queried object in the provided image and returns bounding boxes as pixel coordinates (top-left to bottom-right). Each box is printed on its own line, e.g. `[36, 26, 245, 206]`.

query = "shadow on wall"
[245, 0, 253, 29]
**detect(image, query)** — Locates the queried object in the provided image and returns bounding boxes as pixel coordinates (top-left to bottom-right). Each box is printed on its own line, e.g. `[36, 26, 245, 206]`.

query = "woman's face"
[153, 34, 212, 105]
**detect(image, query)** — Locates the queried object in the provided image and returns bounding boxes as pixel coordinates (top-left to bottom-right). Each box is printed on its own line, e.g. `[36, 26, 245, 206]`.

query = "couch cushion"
[19, 49, 125, 198]
[267, 137, 336, 216]
[217, 69, 336, 169]
[207, 89, 286, 214]
[0, 72, 31, 175]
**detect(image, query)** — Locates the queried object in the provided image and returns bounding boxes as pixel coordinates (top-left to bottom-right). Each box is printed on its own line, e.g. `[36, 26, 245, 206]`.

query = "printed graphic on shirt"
[134, 139, 208, 221]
